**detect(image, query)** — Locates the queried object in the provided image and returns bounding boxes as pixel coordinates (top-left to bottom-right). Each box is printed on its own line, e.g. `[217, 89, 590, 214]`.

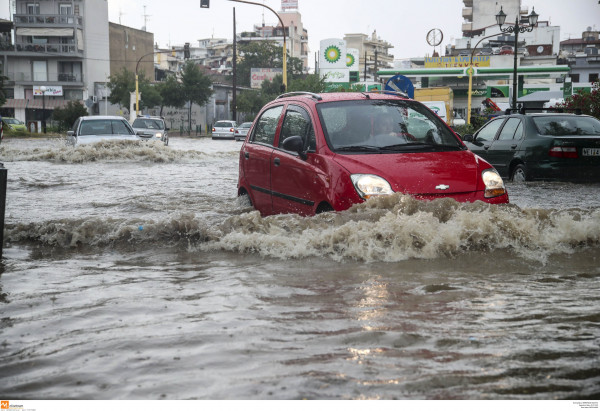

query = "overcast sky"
[2, 0, 599, 67]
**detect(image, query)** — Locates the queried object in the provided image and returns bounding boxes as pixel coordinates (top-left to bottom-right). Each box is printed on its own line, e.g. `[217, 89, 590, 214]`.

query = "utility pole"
[233, 7, 237, 122]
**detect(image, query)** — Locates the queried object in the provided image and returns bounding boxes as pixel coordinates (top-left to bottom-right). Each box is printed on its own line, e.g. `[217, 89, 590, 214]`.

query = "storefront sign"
[424, 56, 491, 68]
[250, 68, 283, 89]
[33, 85, 63, 96]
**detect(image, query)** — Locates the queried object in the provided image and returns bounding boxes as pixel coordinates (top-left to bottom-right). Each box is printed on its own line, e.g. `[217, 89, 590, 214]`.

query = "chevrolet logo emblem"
[435, 184, 450, 190]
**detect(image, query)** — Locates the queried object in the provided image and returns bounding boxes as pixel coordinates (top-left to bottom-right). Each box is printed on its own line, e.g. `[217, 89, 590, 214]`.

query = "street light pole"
[227, 0, 287, 91]
[467, 32, 504, 124]
[135, 50, 172, 117]
[496, 6, 539, 109]
[40, 85, 46, 133]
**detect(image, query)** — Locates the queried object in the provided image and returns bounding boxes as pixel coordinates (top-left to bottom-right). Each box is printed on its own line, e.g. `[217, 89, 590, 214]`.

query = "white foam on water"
[0, 139, 238, 163]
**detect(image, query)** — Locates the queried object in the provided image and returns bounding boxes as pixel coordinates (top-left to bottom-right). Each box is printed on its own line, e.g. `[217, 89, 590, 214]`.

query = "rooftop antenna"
[142, 5, 151, 31]
[119, 8, 125, 25]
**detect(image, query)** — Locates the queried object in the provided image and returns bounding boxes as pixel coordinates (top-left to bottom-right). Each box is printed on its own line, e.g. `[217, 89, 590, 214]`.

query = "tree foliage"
[236, 73, 327, 120]
[0, 74, 7, 107]
[556, 81, 600, 119]
[180, 61, 213, 107]
[52, 100, 89, 130]
[234, 41, 305, 88]
[106, 67, 162, 110]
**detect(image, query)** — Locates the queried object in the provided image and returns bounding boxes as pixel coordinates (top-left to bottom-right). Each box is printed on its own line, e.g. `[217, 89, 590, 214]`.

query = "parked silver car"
[234, 122, 253, 141]
[67, 116, 143, 146]
[212, 120, 237, 140]
[131, 116, 169, 145]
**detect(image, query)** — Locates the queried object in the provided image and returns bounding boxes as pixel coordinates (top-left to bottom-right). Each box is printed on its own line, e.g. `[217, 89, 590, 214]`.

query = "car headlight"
[351, 174, 394, 199]
[155, 132, 163, 138]
[482, 169, 506, 198]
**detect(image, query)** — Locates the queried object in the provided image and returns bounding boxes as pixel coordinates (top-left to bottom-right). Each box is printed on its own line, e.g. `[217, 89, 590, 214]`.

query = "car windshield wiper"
[335, 145, 382, 152]
[380, 142, 465, 151]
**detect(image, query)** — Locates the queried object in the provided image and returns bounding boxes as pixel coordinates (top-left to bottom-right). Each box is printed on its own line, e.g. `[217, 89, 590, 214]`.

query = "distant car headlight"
[155, 132, 163, 138]
[482, 169, 506, 198]
[351, 174, 394, 199]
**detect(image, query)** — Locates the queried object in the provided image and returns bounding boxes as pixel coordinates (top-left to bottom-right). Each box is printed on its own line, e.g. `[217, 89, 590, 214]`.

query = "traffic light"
[184, 42, 190, 59]
[200, 0, 209, 8]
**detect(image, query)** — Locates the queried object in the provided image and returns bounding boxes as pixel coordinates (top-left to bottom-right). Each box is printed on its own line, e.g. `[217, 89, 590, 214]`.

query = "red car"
[237, 92, 509, 216]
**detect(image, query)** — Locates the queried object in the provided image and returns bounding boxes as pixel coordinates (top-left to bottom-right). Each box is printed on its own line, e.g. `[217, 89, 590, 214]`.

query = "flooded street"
[0, 137, 599, 400]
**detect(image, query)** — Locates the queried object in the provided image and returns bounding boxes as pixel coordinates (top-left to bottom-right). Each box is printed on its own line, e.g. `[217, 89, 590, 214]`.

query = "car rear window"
[132, 118, 164, 129]
[533, 116, 600, 136]
[215, 121, 234, 128]
[317, 99, 463, 152]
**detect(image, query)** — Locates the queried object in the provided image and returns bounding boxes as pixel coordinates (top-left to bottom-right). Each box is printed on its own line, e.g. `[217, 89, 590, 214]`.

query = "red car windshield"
[317, 99, 463, 152]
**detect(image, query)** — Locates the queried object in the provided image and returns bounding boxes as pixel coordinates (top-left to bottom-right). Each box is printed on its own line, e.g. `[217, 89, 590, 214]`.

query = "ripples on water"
[0, 138, 598, 400]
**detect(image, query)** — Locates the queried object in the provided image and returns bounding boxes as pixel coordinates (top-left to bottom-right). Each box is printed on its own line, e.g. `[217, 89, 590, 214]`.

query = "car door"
[466, 117, 505, 160]
[240, 105, 283, 215]
[270, 105, 322, 216]
[484, 117, 523, 176]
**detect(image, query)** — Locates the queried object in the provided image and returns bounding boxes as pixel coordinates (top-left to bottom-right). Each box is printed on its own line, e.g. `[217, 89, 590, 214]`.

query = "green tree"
[234, 41, 305, 89]
[106, 67, 159, 111]
[180, 61, 213, 133]
[0, 74, 8, 107]
[235, 73, 328, 120]
[155, 74, 186, 116]
[52, 100, 89, 131]
[556, 81, 600, 119]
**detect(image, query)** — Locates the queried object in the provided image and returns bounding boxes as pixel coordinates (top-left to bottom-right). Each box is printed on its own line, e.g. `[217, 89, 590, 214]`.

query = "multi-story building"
[344, 31, 394, 81]
[0, 0, 110, 125]
[461, 0, 521, 38]
[109, 22, 153, 80]
[237, 0, 309, 73]
[561, 28, 600, 87]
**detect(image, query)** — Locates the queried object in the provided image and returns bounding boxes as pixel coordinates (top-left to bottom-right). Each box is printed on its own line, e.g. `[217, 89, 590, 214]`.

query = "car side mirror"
[67, 131, 74, 136]
[462, 134, 474, 142]
[282, 135, 307, 159]
[165, 127, 170, 131]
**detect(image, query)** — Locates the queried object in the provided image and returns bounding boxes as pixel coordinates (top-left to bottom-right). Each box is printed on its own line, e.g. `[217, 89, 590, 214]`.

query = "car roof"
[274, 91, 410, 104]
[79, 116, 129, 121]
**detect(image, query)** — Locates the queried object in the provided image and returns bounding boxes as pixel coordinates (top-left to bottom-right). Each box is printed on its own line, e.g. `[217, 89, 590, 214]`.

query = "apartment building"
[344, 31, 394, 81]
[0, 0, 110, 124]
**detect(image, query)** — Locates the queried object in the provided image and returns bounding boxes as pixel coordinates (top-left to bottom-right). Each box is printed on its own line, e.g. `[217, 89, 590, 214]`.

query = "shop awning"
[2, 98, 73, 109]
[16, 27, 74, 37]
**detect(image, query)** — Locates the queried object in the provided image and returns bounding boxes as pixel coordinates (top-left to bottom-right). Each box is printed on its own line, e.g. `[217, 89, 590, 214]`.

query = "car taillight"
[212, 127, 215, 132]
[549, 146, 578, 158]
[230, 128, 234, 132]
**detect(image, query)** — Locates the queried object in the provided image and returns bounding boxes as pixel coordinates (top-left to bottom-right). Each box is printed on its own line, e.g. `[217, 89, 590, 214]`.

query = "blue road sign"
[385, 75, 414, 99]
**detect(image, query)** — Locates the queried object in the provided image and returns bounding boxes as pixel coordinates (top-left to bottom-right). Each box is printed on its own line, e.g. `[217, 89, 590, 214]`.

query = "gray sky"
[3, 0, 599, 67]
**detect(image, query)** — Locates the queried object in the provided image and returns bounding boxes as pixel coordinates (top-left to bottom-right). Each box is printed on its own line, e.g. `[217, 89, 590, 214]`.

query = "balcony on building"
[462, 7, 472, 20]
[463, 0, 473, 7]
[13, 13, 84, 57]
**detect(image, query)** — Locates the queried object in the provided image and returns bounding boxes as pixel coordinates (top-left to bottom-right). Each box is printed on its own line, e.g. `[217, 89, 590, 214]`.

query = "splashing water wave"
[6, 194, 600, 263]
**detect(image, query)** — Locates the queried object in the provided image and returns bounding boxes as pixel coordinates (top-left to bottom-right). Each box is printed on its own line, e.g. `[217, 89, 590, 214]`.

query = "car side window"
[279, 106, 314, 150]
[476, 118, 504, 142]
[251, 106, 283, 146]
[497, 118, 522, 140]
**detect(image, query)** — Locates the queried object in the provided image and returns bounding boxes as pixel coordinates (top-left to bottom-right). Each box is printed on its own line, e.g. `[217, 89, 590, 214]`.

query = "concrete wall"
[83, 0, 110, 100]
[109, 22, 154, 81]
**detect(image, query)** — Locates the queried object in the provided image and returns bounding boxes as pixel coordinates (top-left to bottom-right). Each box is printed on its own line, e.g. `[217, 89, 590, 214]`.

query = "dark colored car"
[462, 112, 600, 182]
[237, 91, 508, 217]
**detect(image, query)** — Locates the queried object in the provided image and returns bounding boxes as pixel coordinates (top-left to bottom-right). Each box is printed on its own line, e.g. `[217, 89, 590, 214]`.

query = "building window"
[589, 73, 599, 83]
[26, 3, 40, 14]
[33, 61, 47, 82]
[59, 4, 72, 15]
[570, 74, 580, 82]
